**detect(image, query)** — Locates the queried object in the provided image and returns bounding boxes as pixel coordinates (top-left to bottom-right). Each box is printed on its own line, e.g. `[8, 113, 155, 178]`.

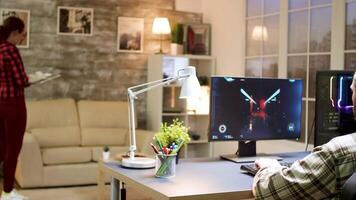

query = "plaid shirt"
[0, 41, 29, 98]
[253, 133, 356, 200]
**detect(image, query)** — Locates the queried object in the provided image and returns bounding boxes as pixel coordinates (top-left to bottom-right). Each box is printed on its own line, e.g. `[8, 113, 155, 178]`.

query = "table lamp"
[152, 17, 171, 54]
[121, 66, 201, 169]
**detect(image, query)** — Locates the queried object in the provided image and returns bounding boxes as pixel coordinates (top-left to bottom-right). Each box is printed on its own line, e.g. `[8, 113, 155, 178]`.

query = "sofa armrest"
[135, 129, 155, 156]
[15, 132, 44, 188]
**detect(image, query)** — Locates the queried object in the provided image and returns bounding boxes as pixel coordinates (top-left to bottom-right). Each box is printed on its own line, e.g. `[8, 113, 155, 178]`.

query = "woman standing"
[0, 16, 30, 200]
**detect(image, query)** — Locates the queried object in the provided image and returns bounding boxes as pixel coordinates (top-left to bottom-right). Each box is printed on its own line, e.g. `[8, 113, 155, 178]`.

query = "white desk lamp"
[121, 66, 201, 169]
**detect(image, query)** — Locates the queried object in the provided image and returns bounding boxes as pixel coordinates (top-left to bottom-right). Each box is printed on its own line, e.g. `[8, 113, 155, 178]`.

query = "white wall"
[175, 0, 202, 13]
[175, 0, 245, 77]
[201, 0, 245, 77]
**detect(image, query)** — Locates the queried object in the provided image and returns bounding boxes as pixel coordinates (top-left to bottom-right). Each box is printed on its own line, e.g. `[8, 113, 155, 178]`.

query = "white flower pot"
[103, 151, 110, 161]
[170, 43, 183, 55]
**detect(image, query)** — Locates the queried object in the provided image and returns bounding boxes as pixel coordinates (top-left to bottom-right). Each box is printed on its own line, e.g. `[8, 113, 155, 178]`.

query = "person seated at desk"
[252, 72, 356, 200]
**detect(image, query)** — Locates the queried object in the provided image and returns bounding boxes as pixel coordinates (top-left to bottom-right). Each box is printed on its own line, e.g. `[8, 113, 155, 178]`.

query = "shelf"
[161, 54, 214, 60]
[162, 112, 210, 116]
[188, 139, 209, 144]
[186, 112, 209, 116]
[147, 54, 215, 159]
[162, 112, 187, 116]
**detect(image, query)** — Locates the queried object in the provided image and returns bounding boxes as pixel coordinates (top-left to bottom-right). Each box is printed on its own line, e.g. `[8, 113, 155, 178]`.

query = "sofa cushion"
[42, 147, 91, 165]
[43, 163, 98, 187]
[77, 100, 129, 128]
[81, 128, 128, 146]
[26, 99, 79, 129]
[31, 126, 81, 148]
[92, 146, 130, 162]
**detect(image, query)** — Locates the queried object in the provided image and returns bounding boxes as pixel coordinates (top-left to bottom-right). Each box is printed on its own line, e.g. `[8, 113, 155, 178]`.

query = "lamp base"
[155, 49, 165, 54]
[121, 157, 155, 169]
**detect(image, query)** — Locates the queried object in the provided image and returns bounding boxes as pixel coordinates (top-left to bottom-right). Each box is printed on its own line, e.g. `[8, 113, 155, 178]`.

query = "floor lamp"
[121, 66, 201, 168]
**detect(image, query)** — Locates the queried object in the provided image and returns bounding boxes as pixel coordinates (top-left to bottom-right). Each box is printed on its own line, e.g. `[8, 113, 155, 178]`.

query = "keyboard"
[240, 161, 293, 175]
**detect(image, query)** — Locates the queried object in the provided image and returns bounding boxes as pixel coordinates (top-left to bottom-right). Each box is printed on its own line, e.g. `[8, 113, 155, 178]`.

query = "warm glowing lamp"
[252, 25, 268, 41]
[152, 17, 171, 54]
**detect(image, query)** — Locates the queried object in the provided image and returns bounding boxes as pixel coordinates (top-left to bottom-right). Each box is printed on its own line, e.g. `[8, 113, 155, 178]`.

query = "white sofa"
[15, 98, 154, 188]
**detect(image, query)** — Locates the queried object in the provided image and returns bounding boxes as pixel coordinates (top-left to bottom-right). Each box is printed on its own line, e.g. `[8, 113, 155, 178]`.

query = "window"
[287, 0, 332, 98]
[287, 0, 332, 142]
[244, 0, 334, 143]
[245, 0, 280, 78]
[345, 0, 356, 70]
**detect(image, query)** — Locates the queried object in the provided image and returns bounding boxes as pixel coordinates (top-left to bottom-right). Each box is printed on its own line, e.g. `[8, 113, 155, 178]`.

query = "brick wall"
[0, 0, 202, 127]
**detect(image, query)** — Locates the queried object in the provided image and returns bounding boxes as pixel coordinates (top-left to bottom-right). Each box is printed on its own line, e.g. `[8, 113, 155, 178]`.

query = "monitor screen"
[209, 77, 302, 141]
[315, 71, 356, 146]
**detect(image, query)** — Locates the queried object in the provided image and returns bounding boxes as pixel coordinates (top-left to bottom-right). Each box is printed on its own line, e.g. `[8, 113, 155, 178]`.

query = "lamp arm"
[129, 74, 189, 97]
[127, 92, 137, 159]
[128, 76, 175, 92]
[127, 74, 190, 160]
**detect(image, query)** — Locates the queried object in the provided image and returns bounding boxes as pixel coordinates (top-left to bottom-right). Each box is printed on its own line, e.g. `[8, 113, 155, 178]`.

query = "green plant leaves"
[154, 118, 190, 147]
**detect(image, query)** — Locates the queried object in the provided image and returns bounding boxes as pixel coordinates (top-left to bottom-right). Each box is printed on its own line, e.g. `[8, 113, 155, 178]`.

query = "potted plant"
[170, 23, 183, 55]
[103, 145, 110, 161]
[152, 119, 190, 178]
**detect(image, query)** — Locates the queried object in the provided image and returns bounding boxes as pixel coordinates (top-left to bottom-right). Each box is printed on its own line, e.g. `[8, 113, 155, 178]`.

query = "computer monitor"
[208, 76, 302, 162]
[315, 70, 356, 146]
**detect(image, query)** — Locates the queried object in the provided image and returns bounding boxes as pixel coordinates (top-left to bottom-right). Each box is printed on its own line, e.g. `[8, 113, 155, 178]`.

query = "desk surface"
[100, 151, 309, 200]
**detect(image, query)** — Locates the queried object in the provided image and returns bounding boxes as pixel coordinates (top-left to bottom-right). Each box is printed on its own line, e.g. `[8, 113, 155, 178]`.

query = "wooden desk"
[97, 151, 309, 200]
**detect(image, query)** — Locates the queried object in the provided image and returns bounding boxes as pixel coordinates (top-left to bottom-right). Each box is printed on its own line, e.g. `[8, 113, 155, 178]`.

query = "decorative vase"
[170, 43, 183, 55]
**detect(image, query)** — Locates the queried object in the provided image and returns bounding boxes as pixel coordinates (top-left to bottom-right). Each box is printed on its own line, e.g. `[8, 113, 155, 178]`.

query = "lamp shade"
[179, 66, 201, 99]
[152, 17, 171, 34]
[252, 25, 268, 41]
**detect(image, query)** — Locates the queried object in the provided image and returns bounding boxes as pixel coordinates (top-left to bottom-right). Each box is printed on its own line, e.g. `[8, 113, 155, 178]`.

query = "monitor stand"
[220, 141, 283, 163]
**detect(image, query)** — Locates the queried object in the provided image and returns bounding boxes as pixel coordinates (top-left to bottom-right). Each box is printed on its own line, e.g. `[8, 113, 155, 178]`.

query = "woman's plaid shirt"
[0, 41, 29, 98]
[253, 133, 356, 200]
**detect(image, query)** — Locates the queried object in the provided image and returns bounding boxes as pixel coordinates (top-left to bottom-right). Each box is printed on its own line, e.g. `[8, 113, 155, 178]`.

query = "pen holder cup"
[155, 153, 177, 178]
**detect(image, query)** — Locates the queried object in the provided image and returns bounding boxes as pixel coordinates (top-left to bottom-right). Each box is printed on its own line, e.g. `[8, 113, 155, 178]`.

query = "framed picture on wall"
[183, 23, 211, 55]
[57, 6, 93, 36]
[0, 9, 30, 48]
[117, 17, 144, 53]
